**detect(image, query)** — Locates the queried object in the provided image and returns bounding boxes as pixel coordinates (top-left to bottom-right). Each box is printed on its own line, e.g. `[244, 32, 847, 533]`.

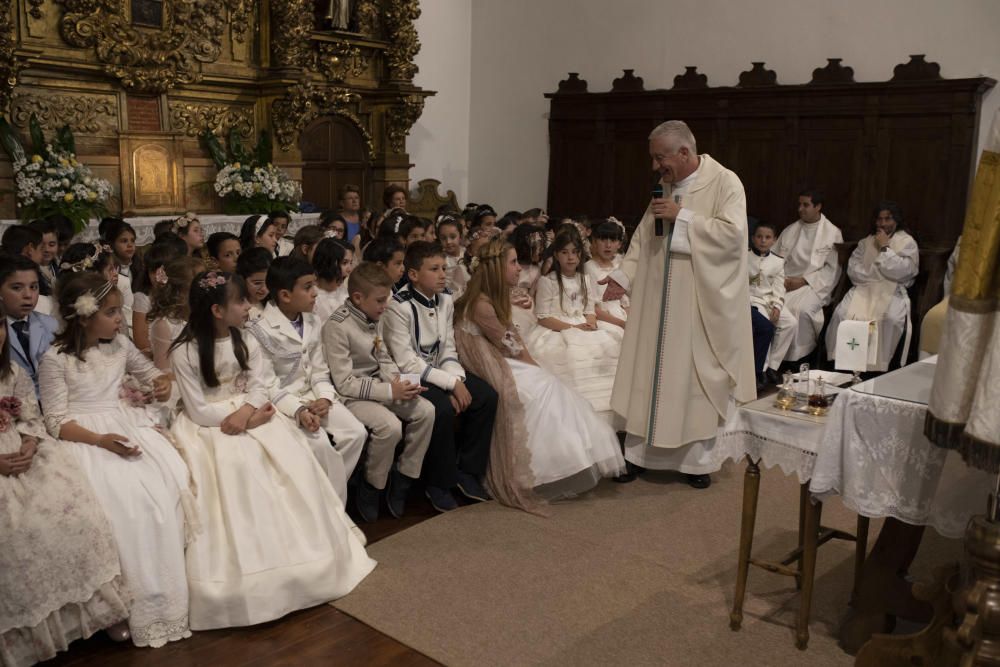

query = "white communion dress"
[459, 298, 625, 498]
[169, 334, 375, 631]
[526, 272, 623, 417]
[38, 335, 193, 648]
[1, 364, 130, 666]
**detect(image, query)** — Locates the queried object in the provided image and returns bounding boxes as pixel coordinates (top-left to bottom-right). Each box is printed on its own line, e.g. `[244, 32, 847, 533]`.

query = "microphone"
[652, 182, 664, 236]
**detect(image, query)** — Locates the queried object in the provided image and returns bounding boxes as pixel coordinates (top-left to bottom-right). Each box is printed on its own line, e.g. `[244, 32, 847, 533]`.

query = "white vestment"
[609, 154, 755, 472]
[826, 230, 919, 371]
[748, 250, 797, 370]
[773, 215, 843, 359]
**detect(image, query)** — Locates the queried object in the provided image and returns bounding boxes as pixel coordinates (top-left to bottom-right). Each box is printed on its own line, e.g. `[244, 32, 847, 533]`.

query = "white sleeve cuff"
[608, 268, 630, 292]
[669, 210, 693, 255]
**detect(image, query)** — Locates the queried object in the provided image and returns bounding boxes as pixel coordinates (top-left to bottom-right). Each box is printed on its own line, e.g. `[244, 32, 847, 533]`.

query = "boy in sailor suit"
[321, 262, 434, 523]
[748, 222, 797, 383]
[382, 242, 497, 513]
[247, 257, 368, 504]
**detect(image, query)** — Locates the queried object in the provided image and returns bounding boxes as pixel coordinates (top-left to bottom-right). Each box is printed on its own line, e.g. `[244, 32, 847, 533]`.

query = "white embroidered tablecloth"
[0, 212, 320, 246]
[715, 397, 828, 484]
[809, 359, 992, 539]
[717, 357, 991, 538]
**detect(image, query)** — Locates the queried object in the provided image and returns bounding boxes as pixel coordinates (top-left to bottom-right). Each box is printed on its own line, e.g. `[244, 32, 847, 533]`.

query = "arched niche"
[299, 115, 371, 212]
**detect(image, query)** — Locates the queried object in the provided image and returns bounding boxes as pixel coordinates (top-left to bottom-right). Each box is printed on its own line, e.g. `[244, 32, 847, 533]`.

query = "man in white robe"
[601, 120, 756, 488]
[772, 191, 843, 362]
[826, 201, 919, 371]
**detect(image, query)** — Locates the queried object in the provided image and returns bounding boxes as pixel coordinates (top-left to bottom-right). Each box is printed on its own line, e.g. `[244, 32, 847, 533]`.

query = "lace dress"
[150, 316, 185, 372]
[169, 335, 375, 631]
[38, 336, 193, 648]
[456, 297, 625, 505]
[445, 255, 470, 299]
[525, 272, 623, 418]
[511, 263, 541, 341]
[0, 364, 129, 667]
[583, 255, 629, 322]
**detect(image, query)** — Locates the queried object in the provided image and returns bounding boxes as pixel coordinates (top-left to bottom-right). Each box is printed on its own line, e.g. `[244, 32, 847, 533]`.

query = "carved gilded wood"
[11, 90, 118, 134]
[58, 0, 229, 93]
[1, 0, 431, 217]
[168, 102, 254, 138]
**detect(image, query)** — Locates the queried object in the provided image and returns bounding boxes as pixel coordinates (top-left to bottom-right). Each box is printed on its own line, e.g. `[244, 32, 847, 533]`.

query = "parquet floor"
[46, 496, 442, 667]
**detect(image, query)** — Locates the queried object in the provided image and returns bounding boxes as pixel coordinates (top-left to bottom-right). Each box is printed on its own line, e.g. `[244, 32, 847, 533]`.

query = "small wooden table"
[716, 396, 869, 650]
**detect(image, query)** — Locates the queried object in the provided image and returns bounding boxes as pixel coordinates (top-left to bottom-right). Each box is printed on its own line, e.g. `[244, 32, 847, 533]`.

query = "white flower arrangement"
[0, 115, 114, 233]
[10, 149, 113, 232]
[212, 161, 302, 214]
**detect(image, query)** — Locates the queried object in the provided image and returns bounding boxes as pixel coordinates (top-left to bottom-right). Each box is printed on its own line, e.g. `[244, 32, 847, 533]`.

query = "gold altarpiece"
[0, 0, 432, 217]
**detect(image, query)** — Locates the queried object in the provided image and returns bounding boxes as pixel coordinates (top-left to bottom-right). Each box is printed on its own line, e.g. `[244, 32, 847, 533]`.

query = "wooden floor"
[47, 496, 443, 667]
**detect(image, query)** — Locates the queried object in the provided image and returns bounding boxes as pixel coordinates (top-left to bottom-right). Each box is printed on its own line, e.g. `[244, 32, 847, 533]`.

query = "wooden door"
[300, 116, 370, 212]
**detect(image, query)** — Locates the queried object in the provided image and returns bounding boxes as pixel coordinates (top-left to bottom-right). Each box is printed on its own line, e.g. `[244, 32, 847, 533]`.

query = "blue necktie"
[11, 320, 32, 370]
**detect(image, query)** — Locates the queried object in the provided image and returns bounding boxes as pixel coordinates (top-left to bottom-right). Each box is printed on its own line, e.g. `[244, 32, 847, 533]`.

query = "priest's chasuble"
[610, 154, 756, 449]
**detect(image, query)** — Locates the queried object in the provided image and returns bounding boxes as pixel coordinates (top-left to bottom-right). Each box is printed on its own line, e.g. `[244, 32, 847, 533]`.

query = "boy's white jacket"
[382, 284, 465, 391]
[247, 301, 339, 418]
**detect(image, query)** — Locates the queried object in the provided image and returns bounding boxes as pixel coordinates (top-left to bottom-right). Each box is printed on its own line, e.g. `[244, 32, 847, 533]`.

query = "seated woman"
[453, 239, 625, 510]
[825, 200, 919, 372]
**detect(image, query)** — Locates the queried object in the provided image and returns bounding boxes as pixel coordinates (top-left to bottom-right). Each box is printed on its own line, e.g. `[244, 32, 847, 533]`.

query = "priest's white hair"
[649, 120, 697, 154]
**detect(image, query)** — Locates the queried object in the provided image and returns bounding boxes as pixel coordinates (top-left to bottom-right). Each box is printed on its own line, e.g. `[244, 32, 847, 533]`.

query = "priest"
[771, 190, 843, 365]
[601, 120, 756, 488]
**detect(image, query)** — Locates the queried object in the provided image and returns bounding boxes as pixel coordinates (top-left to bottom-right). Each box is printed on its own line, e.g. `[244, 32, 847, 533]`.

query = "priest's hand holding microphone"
[598, 183, 682, 301]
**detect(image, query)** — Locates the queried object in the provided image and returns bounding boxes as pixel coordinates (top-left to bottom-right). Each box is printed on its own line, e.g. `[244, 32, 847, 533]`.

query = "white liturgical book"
[834, 320, 877, 372]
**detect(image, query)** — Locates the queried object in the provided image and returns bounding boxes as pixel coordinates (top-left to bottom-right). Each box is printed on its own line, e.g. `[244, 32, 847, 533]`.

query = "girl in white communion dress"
[168, 270, 374, 631]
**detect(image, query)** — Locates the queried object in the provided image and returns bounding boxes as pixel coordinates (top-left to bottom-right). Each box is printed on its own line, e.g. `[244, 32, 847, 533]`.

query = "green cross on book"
[847, 338, 860, 350]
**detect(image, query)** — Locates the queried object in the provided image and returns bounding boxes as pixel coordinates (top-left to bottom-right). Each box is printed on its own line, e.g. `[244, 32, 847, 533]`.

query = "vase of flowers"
[0, 115, 114, 233]
[202, 128, 301, 215]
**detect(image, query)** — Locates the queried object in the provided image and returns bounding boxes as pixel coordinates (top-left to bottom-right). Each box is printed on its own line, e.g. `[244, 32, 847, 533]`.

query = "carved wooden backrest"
[545, 57, 994, 255]
[408, 178, 459, 221]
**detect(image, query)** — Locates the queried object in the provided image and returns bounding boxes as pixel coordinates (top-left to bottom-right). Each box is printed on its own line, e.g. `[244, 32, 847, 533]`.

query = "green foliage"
[0, 116, 25, 164]
[28, 115, 46, 157]
[255, 131, 272, 165]
[199, 129, 228, 170]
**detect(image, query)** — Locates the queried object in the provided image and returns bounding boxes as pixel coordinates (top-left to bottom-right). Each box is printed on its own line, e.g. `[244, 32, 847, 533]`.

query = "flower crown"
[59, 243, 110, 273]
[65, 281, 115, 319]
[174, 212, 199, 231]
[608, 216, 626, 234]
[468, 226, 501, 244]
[197, 271, 227, 290]
[153, 265, 168, 285]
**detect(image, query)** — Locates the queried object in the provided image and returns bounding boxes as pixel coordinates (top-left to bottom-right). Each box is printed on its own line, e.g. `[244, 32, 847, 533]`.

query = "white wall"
[411, 1, 1000, 214]
[408, 0, 472, 205]
[457, 0, 1000, 213]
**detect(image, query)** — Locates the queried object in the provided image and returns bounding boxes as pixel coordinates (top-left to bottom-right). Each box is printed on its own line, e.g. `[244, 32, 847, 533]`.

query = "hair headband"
[65, 281, 115, 319]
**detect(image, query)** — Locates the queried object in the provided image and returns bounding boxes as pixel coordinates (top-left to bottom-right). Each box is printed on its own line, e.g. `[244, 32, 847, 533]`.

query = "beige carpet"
[334, 461, 962, 666]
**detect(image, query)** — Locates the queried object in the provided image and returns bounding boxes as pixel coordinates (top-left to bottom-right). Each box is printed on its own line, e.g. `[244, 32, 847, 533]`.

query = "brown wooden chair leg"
[730, 456, 762, 631]
[796, 495, 823, 650]
[853, 515, 870, 602]
[796, 483, 808, 590]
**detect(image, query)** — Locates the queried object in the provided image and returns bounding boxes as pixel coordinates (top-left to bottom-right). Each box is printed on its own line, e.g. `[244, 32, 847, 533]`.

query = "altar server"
[748, 221, 797, 377]
[772, 190, 843, 361]
[826, 201, 919, 371]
